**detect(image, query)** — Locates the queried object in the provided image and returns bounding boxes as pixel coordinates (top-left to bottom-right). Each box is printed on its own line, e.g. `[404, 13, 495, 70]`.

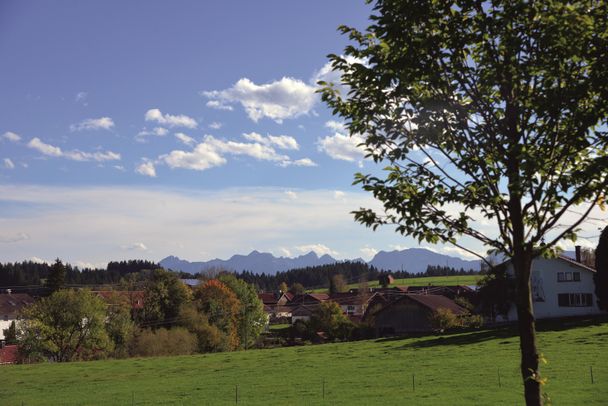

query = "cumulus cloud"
[4, 158, 15, 169]
[163, 140, 227, 171]
[174, 132, 196, 146]
[317, 132, 366, 163]
[136, 161, 157, 178]
[145, 108, 197, 128]
[209, 122, 223, 129]
[202, 77, 317, 123]
[278, 158, 317, 167]
[360, 245, 379, 260]
[0, 232, 30, 243]
[243, 132, 299, 150]
[2, 131, 22, 142]
[70, 117, 115, 131]
[27, 137, 120, 162]
[136, 127, 168, 143]
[334, 190, 345, 199]
[295, 244, 338, 257]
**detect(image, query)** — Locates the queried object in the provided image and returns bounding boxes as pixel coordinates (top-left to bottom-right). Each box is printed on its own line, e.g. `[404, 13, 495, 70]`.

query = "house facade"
[504, 256, 602, 321]
[0, 292, 34, 341]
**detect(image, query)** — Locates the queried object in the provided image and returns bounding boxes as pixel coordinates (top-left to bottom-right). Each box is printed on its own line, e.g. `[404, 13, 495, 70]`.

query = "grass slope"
[1, 318, 606, 405]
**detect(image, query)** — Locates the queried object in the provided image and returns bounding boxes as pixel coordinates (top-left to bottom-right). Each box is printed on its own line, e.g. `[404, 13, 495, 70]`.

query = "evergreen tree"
[595, 226, 608, 311]
[45, 259, 66, 293]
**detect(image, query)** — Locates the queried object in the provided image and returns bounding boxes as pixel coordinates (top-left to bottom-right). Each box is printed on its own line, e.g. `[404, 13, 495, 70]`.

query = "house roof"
[291, 304, 320, 317]
[557, 255, 596, 273]
[407, 294, 467, 315]
[258, 292, 278, 305]
[0, 345, 18, 364]
[0, 293, 34, 316]
[376, 293, 467, 316]
[329, 292, 377, 306]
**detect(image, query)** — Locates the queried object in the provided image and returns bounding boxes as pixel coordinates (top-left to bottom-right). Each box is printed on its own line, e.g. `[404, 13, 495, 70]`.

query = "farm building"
[0, 344, 18, 365]
[0, 292, 34, 341]
[501, 254, 603, 321]
[373, 294, 467, 335]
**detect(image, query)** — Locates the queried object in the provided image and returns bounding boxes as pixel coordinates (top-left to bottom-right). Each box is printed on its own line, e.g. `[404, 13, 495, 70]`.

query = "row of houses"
[258, 254, 604, 334]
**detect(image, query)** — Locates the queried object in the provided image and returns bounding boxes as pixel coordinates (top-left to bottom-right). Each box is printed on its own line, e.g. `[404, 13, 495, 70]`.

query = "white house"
[0, 292, 35, 341]
[503, 255, 602, 321]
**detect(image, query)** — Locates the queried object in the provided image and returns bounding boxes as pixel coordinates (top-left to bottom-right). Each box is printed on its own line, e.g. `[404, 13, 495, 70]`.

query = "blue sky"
[0, 1, 604, 268]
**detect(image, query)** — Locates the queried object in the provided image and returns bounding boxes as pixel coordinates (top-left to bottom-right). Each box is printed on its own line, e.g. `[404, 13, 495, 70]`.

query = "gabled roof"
[258, 292, 278, 305]
[557, 255, 596, 273]
[0, 293, 34, 316]
[376, 294, 467, 316]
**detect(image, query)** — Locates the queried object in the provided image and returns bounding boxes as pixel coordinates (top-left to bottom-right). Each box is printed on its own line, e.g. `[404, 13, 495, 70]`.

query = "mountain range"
[159, 247, 480, 275]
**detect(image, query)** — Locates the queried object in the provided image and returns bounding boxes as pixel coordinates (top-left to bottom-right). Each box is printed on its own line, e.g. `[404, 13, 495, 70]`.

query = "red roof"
[0, 345, 19, 364]
[258, 292, 278, 305]
[0, 293, 34, 317]
[329, 292, 377, 306]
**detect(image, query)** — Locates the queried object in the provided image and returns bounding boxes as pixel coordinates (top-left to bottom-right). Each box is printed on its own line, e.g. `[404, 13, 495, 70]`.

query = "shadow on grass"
[380, 315, 607, 349]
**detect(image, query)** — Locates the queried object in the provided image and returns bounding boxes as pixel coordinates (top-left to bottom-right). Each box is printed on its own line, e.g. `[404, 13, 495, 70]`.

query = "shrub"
[429, 308, 462, 332]
[131, 327, 197, 357]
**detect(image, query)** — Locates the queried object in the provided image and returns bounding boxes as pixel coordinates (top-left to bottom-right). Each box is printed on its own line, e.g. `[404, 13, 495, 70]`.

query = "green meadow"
[1, 317, 606, 405]
[311, 274, 481, 293]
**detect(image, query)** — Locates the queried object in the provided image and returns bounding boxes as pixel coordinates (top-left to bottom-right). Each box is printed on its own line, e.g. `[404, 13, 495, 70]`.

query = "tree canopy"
[321, 1, 608, 404]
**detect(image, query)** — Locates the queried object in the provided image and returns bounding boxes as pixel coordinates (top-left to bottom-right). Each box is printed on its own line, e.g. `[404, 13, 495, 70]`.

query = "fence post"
[235, 384, 238, 404]
[498, 368, 501, 388]
[132, 391, 134, 406]
[322, 378, 325, 400]
[412, 373, 415, 392]
[590, 366, 594, 384]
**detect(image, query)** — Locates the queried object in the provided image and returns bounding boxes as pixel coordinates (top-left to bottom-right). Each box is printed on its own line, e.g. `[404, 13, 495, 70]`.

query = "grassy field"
[311, 274, 481, 293]
[1, 317, 606, 405]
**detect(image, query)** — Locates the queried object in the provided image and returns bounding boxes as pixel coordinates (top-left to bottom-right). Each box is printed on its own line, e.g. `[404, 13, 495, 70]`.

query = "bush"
[131, 327, 197, 357]
[462, 314, 484, 329]
[429, 308, 462, 332]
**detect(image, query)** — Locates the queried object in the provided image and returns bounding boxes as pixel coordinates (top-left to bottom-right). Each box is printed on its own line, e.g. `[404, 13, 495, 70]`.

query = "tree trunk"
[513, 252, 542, 405]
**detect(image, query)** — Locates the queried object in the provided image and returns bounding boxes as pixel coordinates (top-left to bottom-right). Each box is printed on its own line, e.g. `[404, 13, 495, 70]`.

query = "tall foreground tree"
[321, 1, 608, 404]
[595, 226, 608, 310]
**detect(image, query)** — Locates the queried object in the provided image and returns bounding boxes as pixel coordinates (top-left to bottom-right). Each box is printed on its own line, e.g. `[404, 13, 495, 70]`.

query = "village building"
[502, 254, 603, 321]
[372, 294, 467, 335]
[0, 291, 34, 341]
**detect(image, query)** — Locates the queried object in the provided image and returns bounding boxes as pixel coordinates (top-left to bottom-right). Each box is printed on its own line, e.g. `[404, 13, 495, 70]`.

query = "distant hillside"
[369, 248, 480, 274]
[160, 250, 337, 274]
[160, 247, 480, 275]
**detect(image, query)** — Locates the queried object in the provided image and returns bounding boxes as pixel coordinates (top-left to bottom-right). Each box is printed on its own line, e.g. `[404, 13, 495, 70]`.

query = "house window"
[557, 293, 592, 307]
[346, 305, 356, 315]
[557, 272, 580, 282]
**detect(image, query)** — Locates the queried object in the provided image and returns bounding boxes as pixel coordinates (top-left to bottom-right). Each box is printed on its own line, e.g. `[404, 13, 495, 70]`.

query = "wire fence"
[4, 363, 605, 405]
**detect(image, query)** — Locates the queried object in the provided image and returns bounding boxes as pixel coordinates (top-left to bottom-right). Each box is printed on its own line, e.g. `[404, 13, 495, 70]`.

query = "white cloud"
[279, 158, 317, 167]
[202, 77, 317, 123]
[75, 92, 88, 106]
[285, 190, 298, 200]
[0, 232, 30, 243]
[4, 158, 15, 169]
[113, 165, 125, 171]
[70, 117, 115, 131]
[206, 100, 233, 111]
[440, 245, 480, 259]
[30, 256, 49, 264]
[295, 244, 338, 257]
[136, 127, 168, 143]
[122, 242, 148, 251]
[136, 161, 157, 178]
[311, 56, 367, 94]
[334, 191, 345, 199]
[163, 140, 227, 171]
[317, 132, 366, 163]
[360, 245, 378, 260]
[145, 108, 197, 128]
[324, 120, 347, 133]
[27, 137, 120, 162]
[209, 122, 223, 130]
[243, 132, 299, 150]
[2, 131, 21, 142]
[174, 132, 196, 146]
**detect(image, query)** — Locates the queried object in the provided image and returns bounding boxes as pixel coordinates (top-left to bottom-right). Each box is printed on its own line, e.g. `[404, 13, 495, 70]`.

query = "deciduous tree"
[595, 226, 608, 310]
[321, 1, 608, 404]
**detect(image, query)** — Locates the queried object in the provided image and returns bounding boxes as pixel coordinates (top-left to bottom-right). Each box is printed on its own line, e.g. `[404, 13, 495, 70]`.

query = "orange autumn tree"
[192, 279, 241, 350]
